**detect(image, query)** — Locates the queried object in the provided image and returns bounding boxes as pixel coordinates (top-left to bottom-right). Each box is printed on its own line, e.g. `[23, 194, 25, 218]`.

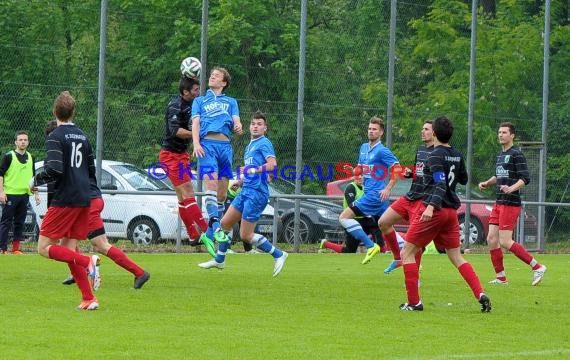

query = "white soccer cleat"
[273, 252, 288, 277]
[198, 259, 225, 270]
[532, 265, 547, 286]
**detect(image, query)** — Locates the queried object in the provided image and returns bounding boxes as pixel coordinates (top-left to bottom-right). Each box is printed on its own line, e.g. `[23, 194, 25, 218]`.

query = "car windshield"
[269, 179, 302, 195]
[110, 164, 172, 191]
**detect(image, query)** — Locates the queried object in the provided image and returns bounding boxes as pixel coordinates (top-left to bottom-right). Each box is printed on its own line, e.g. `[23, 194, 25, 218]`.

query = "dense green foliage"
[1, 0, 569, 222]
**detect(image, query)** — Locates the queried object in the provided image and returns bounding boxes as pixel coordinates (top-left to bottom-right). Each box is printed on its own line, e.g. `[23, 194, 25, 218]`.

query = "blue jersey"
[191, 89, 239, 140]
[357, 142, 399, 195]
[242, 136, 276, 197]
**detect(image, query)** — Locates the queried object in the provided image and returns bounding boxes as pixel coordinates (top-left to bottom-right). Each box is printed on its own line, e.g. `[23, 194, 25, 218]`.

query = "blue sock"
[205, 193, 219, 238]
[215, 240, 230, 263]
[253, 234, 283, 259]
[339, 218, 375, 248]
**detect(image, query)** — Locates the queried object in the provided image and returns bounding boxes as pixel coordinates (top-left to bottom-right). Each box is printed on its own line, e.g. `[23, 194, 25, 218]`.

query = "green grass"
[1, 253, 569, 359]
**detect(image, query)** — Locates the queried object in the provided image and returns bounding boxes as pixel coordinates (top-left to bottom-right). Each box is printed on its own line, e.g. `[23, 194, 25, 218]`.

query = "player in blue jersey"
[191, 67, 243, 244]
[339, 116, 400, 265]
[198, 111, 288, 276]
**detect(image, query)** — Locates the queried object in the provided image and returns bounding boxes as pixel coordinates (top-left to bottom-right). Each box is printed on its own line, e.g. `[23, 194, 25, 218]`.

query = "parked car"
[327, 177, 493, 244]
[270, 179, 343, 244]
[0, 202, 39, 242]
[34, 160, 189, 245]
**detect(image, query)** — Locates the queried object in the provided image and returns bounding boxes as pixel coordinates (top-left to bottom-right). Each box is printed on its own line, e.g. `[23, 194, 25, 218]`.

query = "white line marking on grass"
[398, 349, 570, 359]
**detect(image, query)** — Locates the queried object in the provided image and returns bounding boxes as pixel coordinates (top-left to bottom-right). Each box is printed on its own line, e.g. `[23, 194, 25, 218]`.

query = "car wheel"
[281, 215, 313, 244]
[128, 217, 160, 246]
[458, 216, 484, 245]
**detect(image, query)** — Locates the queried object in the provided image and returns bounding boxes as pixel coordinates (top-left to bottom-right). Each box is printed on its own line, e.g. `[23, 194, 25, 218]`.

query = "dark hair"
[369, 116, 385, 131]
[424, 119, 433, 125]
[179, 76, 199, 95]
[252, 110, 267, 124]
[433, 116, 454, 143]
[15, 130, 28, 140]
[212, 66, 231, 91]
[45, 120, 57, 137]
[53, 91, 75, 122]
[499, 122, 516, 136]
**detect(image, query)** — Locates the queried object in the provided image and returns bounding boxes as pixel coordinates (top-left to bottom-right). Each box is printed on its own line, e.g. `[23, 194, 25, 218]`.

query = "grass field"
[1, 252, 569, 359]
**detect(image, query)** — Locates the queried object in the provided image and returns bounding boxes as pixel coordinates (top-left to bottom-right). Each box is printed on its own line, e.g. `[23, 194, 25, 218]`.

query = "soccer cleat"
[319, 239, 327, 250]
[214, 229, 230, 243]
[532, 265, 547, 286]
[198, 259, 225, 269]
[199, 233, 217, 258]
[77, 297, 99, 310]
[488, 278, 509, 285]
[383, 259, 402, 274]
[399, 302, 424, 311]
[273, 252, 288, 277]
[134, 271, 150, 289]
[479, 294, 492, 313]
[11, 250, 24, 255]
[62, 275, 76, 285]
[361, 244, 380, 265]
[87, 255, 101, 291]
[0, 250, 8, 254]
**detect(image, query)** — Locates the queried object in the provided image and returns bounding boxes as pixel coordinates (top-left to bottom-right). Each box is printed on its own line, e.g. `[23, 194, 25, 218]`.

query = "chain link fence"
[2, 0, 569, 254]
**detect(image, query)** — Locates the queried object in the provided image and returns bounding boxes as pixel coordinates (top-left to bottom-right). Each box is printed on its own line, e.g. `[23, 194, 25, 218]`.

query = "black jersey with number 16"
[34, 123, 95, 207]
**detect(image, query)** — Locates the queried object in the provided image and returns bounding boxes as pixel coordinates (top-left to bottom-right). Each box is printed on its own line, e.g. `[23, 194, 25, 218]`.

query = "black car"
[269, 180, 343, 244]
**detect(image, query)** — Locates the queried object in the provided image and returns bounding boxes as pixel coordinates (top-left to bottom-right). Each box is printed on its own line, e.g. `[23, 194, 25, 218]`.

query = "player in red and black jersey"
[479, 122, 546, 286]
[399, 116, 491, 313]
[158, 77, 215, 257]
[379, 120, 433, 273]
[31, 91, 101, 310]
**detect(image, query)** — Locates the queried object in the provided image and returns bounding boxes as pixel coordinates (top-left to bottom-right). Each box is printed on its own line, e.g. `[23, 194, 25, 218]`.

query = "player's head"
[209, 67, 231, 92]
[179, 76, 200, 101]
[498, 122, 516, 146]
[421, 120, 434, 144]
[368, 116, 385, 142]
[53, 91, 75, 123]
[250, 110, 267, 138]
[45, 120, 58, 137]
[14, 130, 29, 150]
[432, 116, 454, 144]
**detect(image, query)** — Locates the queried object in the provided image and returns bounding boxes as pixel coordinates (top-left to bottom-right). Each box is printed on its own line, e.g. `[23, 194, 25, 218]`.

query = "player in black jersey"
[399, 116, 491, 313]
[158, 76, 215, 257]
[479, 122, 546, 286]
[379, 120, 434, 273]
[31, 91, 101, 310]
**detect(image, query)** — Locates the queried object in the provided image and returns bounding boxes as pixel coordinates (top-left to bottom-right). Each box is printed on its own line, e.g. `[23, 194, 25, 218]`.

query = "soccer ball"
[180, 56, 201, 79]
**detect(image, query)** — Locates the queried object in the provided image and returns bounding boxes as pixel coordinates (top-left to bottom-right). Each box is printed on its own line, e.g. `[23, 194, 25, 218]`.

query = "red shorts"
[489, 204, 521, 231]
[159, 149, 193, 187]
[40, 206, 89, 240]
[88, 198, 105, 234]
[390, 197, 421, 221]
[405, 204, 460, 250]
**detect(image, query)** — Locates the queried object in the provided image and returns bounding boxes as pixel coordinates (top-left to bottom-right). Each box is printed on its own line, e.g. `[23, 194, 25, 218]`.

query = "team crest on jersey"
[503, 155, 510, 163]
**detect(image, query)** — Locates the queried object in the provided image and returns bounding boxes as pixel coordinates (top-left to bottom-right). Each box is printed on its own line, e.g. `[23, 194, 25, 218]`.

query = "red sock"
[179, 197, 208, 238]
[48, 245, 90, 267]
[403, 263, 420, 305]
[323, 241, 343, 253]
[489, 248, 504, 274]
[458, 262, 484, 299]
[12, 240, 21, 252]
[383, 230, 401, 260]
[68, 262, 94, 301]
[106, 246, 145, 277]
[508, 242, 534, 265]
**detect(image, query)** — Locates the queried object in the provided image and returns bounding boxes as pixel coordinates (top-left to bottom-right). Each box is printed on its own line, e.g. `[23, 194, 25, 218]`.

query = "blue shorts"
[230, 190, 268, 223]
[198, 139, 233, 178]
[352, 192, 390, 217]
